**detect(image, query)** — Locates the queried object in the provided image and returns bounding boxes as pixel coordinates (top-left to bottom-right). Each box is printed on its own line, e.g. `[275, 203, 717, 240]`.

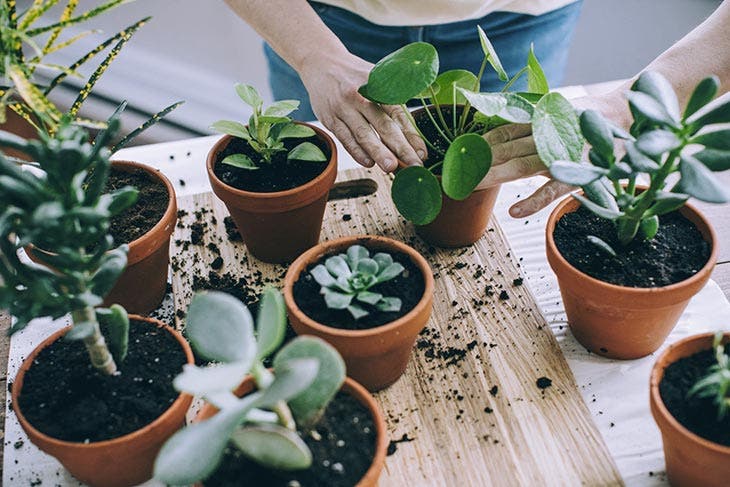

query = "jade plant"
[0, 116, 136, 375]
[359, 27, 552, 225]
[310, 244, 404, 319]
[154, 289, 346, 484]
[538, 71, 730, 251]
[211, 83, 327, 169]
[688, 332, 730, 421]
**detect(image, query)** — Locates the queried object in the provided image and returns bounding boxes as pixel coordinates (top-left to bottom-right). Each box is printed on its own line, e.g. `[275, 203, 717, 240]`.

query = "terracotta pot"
[25, 160, 177, 315]
[206, 124, 337, 263]
[0, 105, 38, 161]
[284, 235, 434, 391]
[196, 376, 388, 487]
[11, 315, 194, 487]
[545, 195, 717, 359]
[650, 332, 730, 487]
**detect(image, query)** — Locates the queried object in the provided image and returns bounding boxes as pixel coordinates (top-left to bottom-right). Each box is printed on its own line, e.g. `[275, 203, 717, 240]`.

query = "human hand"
[299, 52, 426, 172]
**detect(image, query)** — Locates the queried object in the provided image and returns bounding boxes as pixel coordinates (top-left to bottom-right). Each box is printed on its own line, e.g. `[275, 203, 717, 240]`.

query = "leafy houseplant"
[359, 27, 552, 234]
[539, 71, 728, 358]
[651, 332, 730, 487]
[1, 119, 193, 486]
[311, 244, 404, 319]
[154, 289, 386, 485]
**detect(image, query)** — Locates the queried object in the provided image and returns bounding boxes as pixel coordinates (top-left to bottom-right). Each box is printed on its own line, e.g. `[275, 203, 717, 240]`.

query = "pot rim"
[283, 235, 434, 339]
[206, 122, 337, 200]
[11, 314, 194, 449]
[545, 192, 718, 294]
[650, 332, 730, 455]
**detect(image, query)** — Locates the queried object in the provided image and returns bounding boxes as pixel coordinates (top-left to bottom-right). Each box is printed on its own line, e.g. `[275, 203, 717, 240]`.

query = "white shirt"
[314, 0, 579, 26]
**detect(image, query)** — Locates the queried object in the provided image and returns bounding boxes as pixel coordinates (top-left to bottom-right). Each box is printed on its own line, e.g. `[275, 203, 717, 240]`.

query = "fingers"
[338, 110, 399, 172]
[329, 118, 374, 168]
[382, 105, 428, 163]
[477, 154, 546, 189]
[359, 102, 422, 168]
[483, 123, 532, 145]
[509, 180, 574, 218]
[489, 135, 537, 165]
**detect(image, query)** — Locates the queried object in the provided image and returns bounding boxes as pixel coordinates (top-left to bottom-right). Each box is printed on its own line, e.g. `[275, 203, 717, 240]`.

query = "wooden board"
[170, 168, 622, 486]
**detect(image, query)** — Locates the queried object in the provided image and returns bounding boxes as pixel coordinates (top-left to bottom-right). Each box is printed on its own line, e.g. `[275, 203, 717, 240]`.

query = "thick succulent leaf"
[347, 303, 369, 320]
[585, 235, 617, 257]
[635, 129, 681, 157]
[231, 424, 312, 471]
[526, 44, 549, 95]
[431, 70, 478, 105]
[356, 258, 379, 276]
[625, 140, 660, 172]
[89, 246, 127, 296]
[442, 133, 492, 200]
[356, 291, 383, 305]
[458, 90, 533, 124]
[549, 161, 608, 186]
[686, 94, 730, 128]
[391, 166, 442, 225]
[684, 76, 719, 120]
[257, 358, 319, 408]
[323, 290, 353, 309]
[278, 123, 316, 139]
[679, 155, 730, 203]
[310, 264, 337, 287]
[288, 142, 327, 162]
[694, 149, 730, 171]
[692, 128, 730, 151]
[372, 252, 394, 269]
[173, 362, 252, 395]
[625, 90, 676, 127]
[533, 92, 584, 165]
[572, 193, 624, 220]
[221, 154, 258, 170]
[325, 255, 352, 278]
[579, 110, 614, 159]
[477, 25, 508, 81]
[186, 291, 257, 364]
[608, 161, 634, 179]
[639, 215, 660, 240]
[646, 191, 690, 218]
[376, 297, 403, 312]
[211, 120, 250, 140]
[377, 262, 405, 282]
[346, 245, 369, 267]
[96, 304, 128, 364]
[358, 42, 439, 105]
[273, 336, 346, 427]
[255, 288, 287, 360]
[632, 71, 680, 121]
[264, 100, 299, 118]
[235, 83, 263, 109]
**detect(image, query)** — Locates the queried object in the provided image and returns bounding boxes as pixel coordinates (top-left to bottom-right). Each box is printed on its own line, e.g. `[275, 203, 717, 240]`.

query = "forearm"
[223, 0, 348, 72]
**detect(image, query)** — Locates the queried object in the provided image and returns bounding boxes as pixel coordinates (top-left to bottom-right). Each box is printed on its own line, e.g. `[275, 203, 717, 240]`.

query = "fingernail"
[417, 150, 426, 160]
[510, 205, 524, 218]
[363, 158, 373, 167]
[383, 158, 396, 171]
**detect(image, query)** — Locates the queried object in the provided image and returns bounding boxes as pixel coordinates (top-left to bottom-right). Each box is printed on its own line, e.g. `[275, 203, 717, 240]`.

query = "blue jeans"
[265, 1, 583, 121]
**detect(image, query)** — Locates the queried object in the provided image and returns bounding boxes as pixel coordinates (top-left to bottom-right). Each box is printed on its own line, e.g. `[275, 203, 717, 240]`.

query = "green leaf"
[694, 149, 730, 171]
[235, 83, 263, 109]
[585, 235, 617, 257]
[549, 161, 608, 186]
[97, 304, 128, 364]
[264, 100, 299, 118]
[608, 161, 633, 179]
[377, 262, 405, 282]
[173, 362, 252, 395]
[231, 424, 312, 471]
[573, 193, 624, 220]
[526, 44, 549, 94]
[639, 215, 660, 240]
[632, 72, 680, 121]
[255, 288, 287, 360]
[288, 142, 327, 162]
[186, 291, 257, 364]
[391, 166, 442, 225]
[358, 42, 439, 105]
[373, 252, 394, 269]
[325, 255, 351, 278]
[221, 154, 258, 170]
[684, 76, 719, 120]
[257, 358, 319, 408]
[357, 291, 383, 305]
[458, 90, 533, 124]
[477, 26, 508, 82]
[346, 245, 369, 267]
[89, 245, 127, 296]
[211, 120, 250, 140]
[533, 93, 584, 165]
[686, 96, 730, 128]
[376, 296, 402, 312]
[356, 258, 379, 275]
[347, 303, 369, 320]
[626, 90, 677, 127]
[625, 141, 660, 172]
[579, 110, 614, 159]
[278, 123, 316, 139]
[646, 191, 690, 217]
[442, 133, 492, 200]
[692, 129, 730, 151]
[679, 155, 730, 203]
[431, 70, 478, 105]
[273, 336, 345, 428]
[323, 290, 353, 309]
[99, 187, 139, 217]
[635, 129, 681, 157]
[310, 264, 337, 287]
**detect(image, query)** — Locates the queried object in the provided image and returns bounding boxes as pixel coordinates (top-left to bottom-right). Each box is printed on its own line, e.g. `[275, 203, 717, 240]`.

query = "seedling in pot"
[535, 71, 730, 253]
[688, 332, 730, 421]
[154, 288, 346, 485]
[211, 83, 327, 169]
[0, 115, 137, 375]
[359, 27, 552, 225]
[310, 244, 404, 319]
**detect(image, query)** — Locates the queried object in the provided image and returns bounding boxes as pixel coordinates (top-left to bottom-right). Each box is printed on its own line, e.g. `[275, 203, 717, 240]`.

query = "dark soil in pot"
[553, 206, 710, 287]
[107, 167, 168, 245]
[204, 392, 376, 487]
[17, 319, 187, 442]
[414, 106, 484, 170]
[213, 135, 330, 193]
[292, 251, 425, 330]
[659, 347, 730, 446]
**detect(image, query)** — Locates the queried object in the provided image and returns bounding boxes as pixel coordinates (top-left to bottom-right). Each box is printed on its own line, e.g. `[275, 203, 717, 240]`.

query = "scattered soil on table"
[224, 216, 242, 242]
[553, 206, 710, 287]
[659, 347, 730, 446]
[204, 392, 376, 487]
[414, 106, 485, 170]
[292, 251, 425, 330]
[536, 377, 552, 390]
[213, 135, 330, 193]
[107, 166, 168, 245]
[17, 319, 186, 442]
[387, 433, 415, 456]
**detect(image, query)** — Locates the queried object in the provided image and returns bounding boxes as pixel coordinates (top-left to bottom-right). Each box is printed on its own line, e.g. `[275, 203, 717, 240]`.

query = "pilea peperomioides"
[154, 288, 347, 485]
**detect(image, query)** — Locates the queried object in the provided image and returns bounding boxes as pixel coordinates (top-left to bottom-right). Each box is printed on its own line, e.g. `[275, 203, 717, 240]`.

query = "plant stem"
[401, 104, 440, 153]
[71, 307, 117, 375]
[428, 86, 454, 139]
[418, 98, 452, 146]
[251, 362, 296, 430]
[501, 66, 528, 93]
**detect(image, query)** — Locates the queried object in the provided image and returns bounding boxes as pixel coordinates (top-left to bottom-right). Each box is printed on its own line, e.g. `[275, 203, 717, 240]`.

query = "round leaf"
[431, 70, 478, 105]
[635, 129, 681, 157]
[255, 287, 287, 360]
[442, 133, 492, 200]
[257, 357, 319, 408]
[626, 90, 676, 127]
[173, 362, 252, 396]
[231, 424, 312, 471]
[391, 165, 442, 225]
[287, 142, 327, 162]
[278, 123, 316, 139]
[579, 110, 614, 159]
[459, 90, 533, 124]
[533, 93, 584, 165]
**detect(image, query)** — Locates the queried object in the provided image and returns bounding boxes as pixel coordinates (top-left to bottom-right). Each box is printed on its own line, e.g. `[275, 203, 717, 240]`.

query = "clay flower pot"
[284, 235, 434, 391]
[11, 315, 194, 487]
[206, 123, 337, 263]
[650, 332, 730, 487]
[195, 376, 388, 487]
[545, 195, 717, 359]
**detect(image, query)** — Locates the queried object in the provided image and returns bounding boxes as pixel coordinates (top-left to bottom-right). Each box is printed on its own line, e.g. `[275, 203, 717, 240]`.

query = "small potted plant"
[0, 119, 194, 487]
[283, 236, 434, 391]
[537, 71, 728, 358]
[154, 288, 387, 486]
[650, 332, 730, 486]
[207, 84, 337, 263]
[359, 28, 553, 247]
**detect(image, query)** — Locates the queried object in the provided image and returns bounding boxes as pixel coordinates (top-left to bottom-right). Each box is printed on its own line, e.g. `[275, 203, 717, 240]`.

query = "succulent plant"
[688, 332, 730, 421]
[211, 83, 327, 169]
[154, 288, 346, 484]
[310, 245, 405, 319]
